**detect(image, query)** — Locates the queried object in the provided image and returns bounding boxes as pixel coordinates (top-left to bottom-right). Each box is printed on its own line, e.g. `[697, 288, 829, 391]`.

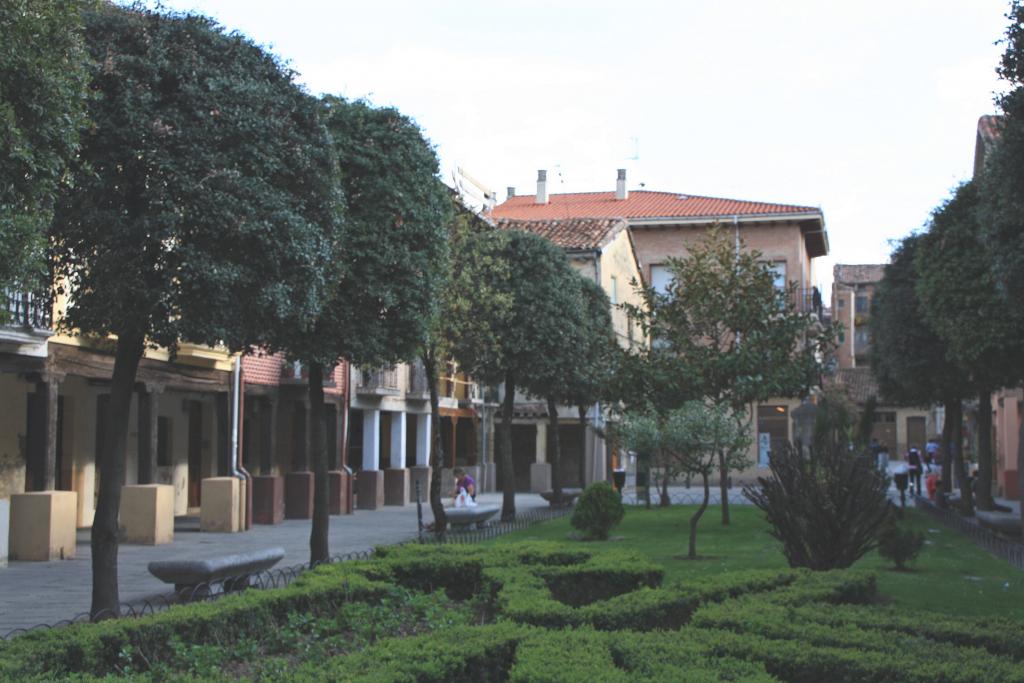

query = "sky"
[157, 0, 1011, 293]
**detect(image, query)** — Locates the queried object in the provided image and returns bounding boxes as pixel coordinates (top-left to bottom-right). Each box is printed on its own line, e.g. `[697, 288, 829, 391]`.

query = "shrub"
[878, 523, 925, 570]
[743, 398, 895, 570]
[571, 481, 624, 540]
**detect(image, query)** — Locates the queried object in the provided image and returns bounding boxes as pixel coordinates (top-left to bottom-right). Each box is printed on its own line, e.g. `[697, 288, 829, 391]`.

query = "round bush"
[571, 482, 625, 540]
[878, 524, 925, 570]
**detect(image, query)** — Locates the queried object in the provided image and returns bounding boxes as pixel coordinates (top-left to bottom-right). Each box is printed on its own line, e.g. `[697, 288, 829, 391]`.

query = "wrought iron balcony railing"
[3, 288, 52, 330]
[356, 365, 401, 395]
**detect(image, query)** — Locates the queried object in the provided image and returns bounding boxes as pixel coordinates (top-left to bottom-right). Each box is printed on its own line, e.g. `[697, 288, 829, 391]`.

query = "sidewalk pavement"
[0, 492, 549, 636]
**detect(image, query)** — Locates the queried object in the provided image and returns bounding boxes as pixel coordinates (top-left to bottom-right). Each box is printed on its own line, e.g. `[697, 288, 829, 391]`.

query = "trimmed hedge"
[0, 563, 386, 679]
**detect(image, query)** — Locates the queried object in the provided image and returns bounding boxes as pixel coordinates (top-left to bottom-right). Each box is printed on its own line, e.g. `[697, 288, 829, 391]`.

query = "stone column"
[136, 384, 162, 485]
[415, 413, 430, 467]
[531, 421, 551, 493]
[28, 374, 61, 491]
[389, 411, 406, 469]
[362, 408, 381, 471]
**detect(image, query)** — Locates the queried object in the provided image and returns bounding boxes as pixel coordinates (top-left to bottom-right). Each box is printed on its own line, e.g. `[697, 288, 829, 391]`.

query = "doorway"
[187, 401, 203, 507]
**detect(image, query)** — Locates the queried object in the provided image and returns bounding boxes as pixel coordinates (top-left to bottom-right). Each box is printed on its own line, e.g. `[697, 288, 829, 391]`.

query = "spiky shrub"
[743, 437, 895, 571]
[877, 524, 925, 570]
[571, 482, 625, 540]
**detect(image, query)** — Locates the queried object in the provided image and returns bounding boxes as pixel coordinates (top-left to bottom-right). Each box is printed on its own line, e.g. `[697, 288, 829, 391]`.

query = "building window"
[855, 294, 869, 313]
[855, 327, 870, 347]
[837, 298, 845, 309]
[650, 264, 673, 296]
[757, 405, 789, 466]
[610, 275, 618, 305]
[767, 262, 786, 290]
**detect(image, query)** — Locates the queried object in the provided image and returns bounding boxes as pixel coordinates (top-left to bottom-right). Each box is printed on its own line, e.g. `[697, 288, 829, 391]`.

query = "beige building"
[829, 264, 935, 456]
[490, 169, 830, 483]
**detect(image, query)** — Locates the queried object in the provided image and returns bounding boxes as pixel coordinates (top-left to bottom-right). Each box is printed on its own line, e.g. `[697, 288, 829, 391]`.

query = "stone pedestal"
[252, 476, 284, 525]
[356, 469, 384, 510]
[328, 470, 351, 515]
[408, 466, 431, 503]
[530, 462, 552, 493]
[200, 477, 240, 533]
[384, 468, 409, 506]
[285, 471, 314, 519]
[120, 484, 174, 545]
[10, 491, 77, 560]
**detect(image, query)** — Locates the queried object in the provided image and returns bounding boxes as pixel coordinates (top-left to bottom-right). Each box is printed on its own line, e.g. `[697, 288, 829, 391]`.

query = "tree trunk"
[91, 330, 145, 619]
[659, 459, 670, 507]
[718, 449, 730, 525]
[689, 470, 711, 559]
[941, 398, 954, 494]
[950, 400, 974, 516]
[307, 361, 329, 566]
[975, 390, 996, 511]
[500, 371, 517, 521]
[577, 405, 587, 487]
[422, 352, 446, 534]
[547, 396, 561, 503]
[1017, 395, 1024, 532]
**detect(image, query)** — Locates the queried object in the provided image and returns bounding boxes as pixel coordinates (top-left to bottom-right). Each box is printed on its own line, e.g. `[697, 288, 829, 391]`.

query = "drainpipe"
[733, 215, 740, 258]
[231, 356, 251, 529]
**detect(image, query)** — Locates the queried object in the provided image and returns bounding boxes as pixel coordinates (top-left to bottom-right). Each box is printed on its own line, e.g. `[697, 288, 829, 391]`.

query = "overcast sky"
[157, 0, 1011, 291]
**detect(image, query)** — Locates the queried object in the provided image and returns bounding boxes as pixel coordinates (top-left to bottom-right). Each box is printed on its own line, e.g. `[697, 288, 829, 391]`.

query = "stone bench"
[444, 505, 500, 530]
[540, 488, 582, 507]
[977, 511, 1023, 538]
[148, 546, 286, 593]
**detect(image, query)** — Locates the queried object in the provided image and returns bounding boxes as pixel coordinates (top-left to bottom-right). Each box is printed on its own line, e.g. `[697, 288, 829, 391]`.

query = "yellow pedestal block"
[200, 477, 240, 533]
[120, 484, 174, 545]
[10, 491, 78, 561]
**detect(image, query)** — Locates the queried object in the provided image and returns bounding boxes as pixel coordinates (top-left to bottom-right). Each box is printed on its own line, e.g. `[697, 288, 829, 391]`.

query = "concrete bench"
[540, 488, 582, 507]
[444, 505, 500, 530]
[977, 511, 1023, 538]
[148, 546, 286, 593]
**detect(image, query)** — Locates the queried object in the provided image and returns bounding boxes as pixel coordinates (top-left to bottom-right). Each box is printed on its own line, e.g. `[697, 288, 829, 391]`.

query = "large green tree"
[0, 0, 90, 294]
[915, 181, 1024, 512]
[271, 97, 450, 565]
[870, 235, 973, 509]
[625, 228, 833, 524]
[52, 5, 339, 616]
[445, 229, 585, 520]
[979, 0, 1024, 526]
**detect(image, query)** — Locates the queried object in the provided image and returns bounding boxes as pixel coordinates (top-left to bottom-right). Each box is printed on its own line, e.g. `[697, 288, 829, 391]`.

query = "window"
[854, 327, 870, 346]
[767, 262, 787, 290]
[650, 264, 673, 296]
[855, 294, 869, 313]
[837, 298, 845, 309]
[610, 275, 618, 305]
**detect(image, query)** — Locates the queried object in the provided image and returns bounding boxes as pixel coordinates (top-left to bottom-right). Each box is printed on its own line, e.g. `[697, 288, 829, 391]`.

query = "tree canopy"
[52, 4, 342, 616]
[0, 0, 91, 293]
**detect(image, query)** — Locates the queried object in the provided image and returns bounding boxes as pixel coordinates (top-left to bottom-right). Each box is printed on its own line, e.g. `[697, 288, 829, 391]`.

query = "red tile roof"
[833, 264, 886, 286]
[493, 217, 626, 251]
[489, 190, 819, 222]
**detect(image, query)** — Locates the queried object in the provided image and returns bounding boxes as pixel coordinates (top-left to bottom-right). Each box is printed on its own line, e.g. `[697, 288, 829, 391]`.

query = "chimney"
[615, 168, 628, 200]
[507, 186, 516, 201]
[535, 170, 548, 204]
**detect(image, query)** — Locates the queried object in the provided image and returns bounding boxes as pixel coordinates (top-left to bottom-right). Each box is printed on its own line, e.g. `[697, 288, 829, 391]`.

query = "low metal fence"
[913, 496, 1024, 570]
[417, 506, 573, 545]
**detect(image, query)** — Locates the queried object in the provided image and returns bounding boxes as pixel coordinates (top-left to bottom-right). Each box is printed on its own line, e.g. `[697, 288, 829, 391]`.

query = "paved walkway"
[0, 492, 549, 635]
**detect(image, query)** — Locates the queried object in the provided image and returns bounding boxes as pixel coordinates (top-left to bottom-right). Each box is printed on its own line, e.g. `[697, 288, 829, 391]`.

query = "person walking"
[907, 446, 923, 496]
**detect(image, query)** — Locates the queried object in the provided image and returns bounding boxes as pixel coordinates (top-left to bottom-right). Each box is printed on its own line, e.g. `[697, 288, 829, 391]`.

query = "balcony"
[407, 361, 431, 400]
[1, 288, 53, 356]
[791, 287, 825, 320]
[356, 365, 401, 395]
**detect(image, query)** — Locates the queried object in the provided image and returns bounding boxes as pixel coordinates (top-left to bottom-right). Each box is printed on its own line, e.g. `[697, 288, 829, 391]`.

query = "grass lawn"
[490, 504, 1024, 619]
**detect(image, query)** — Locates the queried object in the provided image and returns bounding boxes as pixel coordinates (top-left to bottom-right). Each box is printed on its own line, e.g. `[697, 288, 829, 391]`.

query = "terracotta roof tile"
[493, 217, 625, 250]
[489, 190, 818, 221]
[827, 367, 879, 405]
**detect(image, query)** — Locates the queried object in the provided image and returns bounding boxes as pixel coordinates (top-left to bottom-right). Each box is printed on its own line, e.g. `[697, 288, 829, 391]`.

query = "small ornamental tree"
[53, 5, 339, 616]
[445, 229, 585, 521]
[744, 394, 895, 571]
[270, 97, 450, 565]
[617, 403, 749, 559]
[625, 228, 834, 525]
[0, 0, 90, 293]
